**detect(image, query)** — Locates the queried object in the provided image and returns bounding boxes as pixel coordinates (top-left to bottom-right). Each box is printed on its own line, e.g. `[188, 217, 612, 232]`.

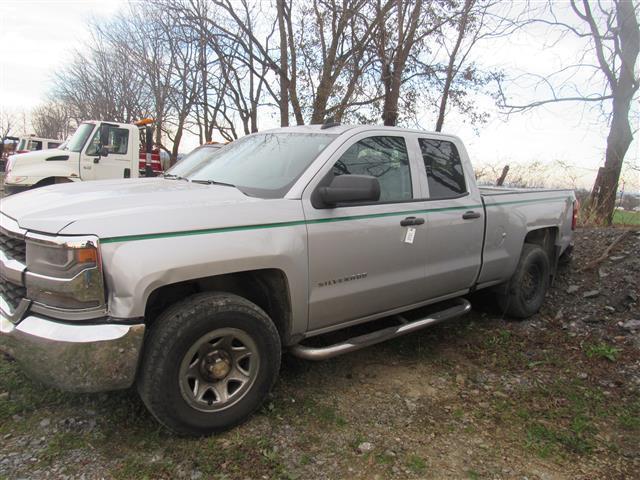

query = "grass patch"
[375, 451, 395, 465]
[406, 454, 427, 474]
[484, 329, 512, 348]
[488, 379, 614, 459]
[113, 455, 174, 480]
[467, 469, 481, 479]
[618, 400, 640, 431]
[584, 343, 620, 362]
[525, 416, 595, 457]
[612, 210, 640, 226]
[295, 397, 347, 428]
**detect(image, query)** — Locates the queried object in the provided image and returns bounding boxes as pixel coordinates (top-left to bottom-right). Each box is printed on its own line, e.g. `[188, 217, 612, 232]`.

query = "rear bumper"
[0, 299, 145, 392]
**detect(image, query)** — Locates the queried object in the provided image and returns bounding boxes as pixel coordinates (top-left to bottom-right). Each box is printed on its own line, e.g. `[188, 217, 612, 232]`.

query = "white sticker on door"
[404, 227, 416, 244]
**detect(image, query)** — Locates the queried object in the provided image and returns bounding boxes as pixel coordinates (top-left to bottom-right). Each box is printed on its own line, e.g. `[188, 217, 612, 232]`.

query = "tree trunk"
[382, 73, 402, 126]
[586, 0, 639, 225]
[496, 165, 509, 186]
[311, 81, 332, 124]
[587, 97, 634, 224]
[435, 0, 472, 132]
[285, 2, 304, 125]
[171, 123, 184, 167]
[277, 0, 289, 127]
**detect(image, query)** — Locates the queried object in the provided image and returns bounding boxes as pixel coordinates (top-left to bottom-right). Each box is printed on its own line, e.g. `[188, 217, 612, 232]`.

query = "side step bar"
[290, 298, 471, 361]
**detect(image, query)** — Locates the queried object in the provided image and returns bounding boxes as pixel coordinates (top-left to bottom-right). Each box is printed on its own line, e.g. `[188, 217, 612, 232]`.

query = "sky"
[0, 0, 638, 190]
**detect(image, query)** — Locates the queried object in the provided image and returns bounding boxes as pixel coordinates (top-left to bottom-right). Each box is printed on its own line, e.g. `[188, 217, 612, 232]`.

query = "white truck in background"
[3, 119, 163, 195]
[1, 135, 63, 172]
[15, 135, 64, 153]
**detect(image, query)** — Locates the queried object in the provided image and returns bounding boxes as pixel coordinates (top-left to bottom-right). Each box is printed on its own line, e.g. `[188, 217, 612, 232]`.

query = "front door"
[81, 124, 133, 180]
[302, 132, 428, 333]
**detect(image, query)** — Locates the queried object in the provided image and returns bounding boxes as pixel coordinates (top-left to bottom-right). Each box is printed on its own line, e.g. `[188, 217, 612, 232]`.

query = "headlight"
[27, 241, 98, 278]
[25, 236, 105, 312]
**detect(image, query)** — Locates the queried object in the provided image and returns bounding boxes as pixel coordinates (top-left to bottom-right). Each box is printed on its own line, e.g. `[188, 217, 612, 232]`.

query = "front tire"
[497, 243, 551, 319]
[137, 292, 281, 436]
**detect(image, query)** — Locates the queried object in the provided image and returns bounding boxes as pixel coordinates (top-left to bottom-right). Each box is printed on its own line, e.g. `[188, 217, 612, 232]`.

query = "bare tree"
[432, 0, 509, 132]
[0, 110, 17, 161]
[500, 0, 640, 224]
[31, 101, 74, 140]
[374, 0, 450, 126]
[1, 110, 16, 139]
[54, 32, 150, 124]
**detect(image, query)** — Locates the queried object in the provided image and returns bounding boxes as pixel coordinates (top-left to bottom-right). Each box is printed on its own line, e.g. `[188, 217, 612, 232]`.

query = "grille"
[0, 229, 26, 263]
[0, 279, 26, 311]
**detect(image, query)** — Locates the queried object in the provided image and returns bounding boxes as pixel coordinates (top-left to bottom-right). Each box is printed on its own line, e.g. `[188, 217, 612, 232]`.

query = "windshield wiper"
[163, 173, 188, 180]
[191, 179, 237, 188]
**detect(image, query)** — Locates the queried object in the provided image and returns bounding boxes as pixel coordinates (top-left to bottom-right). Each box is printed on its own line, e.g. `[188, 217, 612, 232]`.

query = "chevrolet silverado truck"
[3, 119, 162, 195]
[0, 124, 576, 435]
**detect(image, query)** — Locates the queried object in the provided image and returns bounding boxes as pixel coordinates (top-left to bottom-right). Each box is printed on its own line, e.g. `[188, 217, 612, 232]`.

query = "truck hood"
[10, 148, 72, 164]
[0, 178, 281, 237]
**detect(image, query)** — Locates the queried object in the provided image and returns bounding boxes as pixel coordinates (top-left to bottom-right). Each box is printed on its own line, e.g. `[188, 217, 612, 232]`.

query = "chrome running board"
[290, 298, 471, 361]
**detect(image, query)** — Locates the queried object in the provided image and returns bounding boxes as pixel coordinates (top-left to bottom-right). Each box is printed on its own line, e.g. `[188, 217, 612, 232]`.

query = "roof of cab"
[261, 124, 462, 142]
[262, 124, 357, 135]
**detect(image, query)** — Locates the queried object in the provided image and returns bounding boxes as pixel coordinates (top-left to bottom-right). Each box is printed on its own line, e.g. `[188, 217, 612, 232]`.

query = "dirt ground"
[1, 226, 639, 480]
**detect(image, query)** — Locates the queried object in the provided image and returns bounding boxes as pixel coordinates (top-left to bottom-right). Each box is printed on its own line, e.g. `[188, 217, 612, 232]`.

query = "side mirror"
[93, 146, 108, 163]
[317, 174, 380, 207]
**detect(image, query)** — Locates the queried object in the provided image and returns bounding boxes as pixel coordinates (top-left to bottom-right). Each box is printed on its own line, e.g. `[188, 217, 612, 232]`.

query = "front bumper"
[0, 302, 145, 393]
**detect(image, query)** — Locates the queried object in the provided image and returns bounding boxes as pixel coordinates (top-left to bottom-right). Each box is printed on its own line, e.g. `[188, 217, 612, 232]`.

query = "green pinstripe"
[100, 195, 570, 244]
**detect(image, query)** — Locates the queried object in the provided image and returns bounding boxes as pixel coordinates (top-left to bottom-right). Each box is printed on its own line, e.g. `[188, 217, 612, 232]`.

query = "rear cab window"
[418, 138, 467, 199]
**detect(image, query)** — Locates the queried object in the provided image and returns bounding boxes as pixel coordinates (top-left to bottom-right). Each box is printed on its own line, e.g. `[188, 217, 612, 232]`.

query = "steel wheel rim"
[522, 263, 542, 303]
[178, 327, 260, 412]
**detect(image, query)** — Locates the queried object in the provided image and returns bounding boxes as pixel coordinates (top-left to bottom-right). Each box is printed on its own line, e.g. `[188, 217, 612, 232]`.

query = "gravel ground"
[1, 222, 639, 479]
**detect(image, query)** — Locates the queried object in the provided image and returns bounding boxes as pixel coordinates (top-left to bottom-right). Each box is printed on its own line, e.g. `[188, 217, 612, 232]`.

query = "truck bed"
[479, 186, 574, 196]
[476, 186, 576, 289]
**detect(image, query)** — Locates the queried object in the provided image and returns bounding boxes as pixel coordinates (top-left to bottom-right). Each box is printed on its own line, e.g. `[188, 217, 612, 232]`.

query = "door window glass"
[65, 123, 95, 152]
[418, 139, 466, 199]
[28, 140, 43, 151]
[332, 136, 412, 203]
[86, 126, 129, 156]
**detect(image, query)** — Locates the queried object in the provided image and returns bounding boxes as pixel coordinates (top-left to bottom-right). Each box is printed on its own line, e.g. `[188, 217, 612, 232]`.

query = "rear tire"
[137, 292, 281, 436]
[497, 244, 550, 319]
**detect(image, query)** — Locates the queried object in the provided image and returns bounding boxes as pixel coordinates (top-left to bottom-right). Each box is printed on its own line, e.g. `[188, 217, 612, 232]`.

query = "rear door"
[81, 124, 134, 180]
[302, 132, 429, 332]
[414, 136, 484, 298]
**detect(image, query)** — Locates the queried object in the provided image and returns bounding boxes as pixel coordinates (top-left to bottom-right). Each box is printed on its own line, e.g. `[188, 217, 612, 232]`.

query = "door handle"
[400, 216, 425, 226]
[462, 211, 481, 220]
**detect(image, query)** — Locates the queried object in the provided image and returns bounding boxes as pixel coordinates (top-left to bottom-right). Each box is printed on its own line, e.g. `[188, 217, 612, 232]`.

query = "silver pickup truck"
[0, 125, 576, 435]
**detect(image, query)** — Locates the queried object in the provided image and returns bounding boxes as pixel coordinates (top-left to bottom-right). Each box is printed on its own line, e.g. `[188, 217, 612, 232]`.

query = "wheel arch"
[32, 176, 74, 189]
[144, 268, 294, 345]
[523, 226, 559, 278]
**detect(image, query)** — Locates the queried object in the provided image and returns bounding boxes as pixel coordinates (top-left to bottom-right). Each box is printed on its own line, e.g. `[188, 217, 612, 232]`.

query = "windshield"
[168, 132, 337, 198]
[64, 123, 95, 152]
[17, 139, 26, 150]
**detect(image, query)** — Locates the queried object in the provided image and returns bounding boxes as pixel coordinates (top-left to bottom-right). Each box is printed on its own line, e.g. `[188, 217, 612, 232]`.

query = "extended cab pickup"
[0, 125, 576, 435]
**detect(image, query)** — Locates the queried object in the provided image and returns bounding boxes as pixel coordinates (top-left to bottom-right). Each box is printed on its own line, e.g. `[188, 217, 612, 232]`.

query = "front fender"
[6, 152, 80, 187]
[99, 225, 310, 336]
